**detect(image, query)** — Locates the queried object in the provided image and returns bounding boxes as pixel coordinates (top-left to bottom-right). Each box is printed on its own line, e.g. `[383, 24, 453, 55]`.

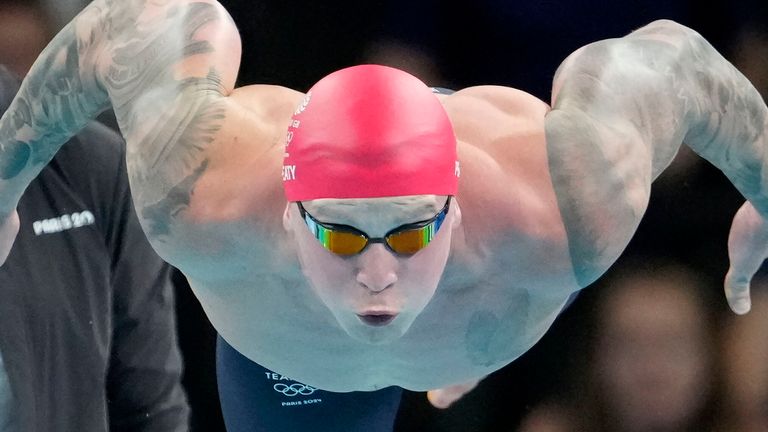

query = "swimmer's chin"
[340, 322, 410, 345]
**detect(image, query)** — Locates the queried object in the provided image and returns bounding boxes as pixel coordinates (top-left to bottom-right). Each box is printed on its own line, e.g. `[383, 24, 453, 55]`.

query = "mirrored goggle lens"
[318, 227, 368, 255]
[386, 224, 436, 255]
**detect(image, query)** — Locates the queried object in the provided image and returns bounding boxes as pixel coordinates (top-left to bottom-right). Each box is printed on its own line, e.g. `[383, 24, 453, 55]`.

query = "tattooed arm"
[544, 20, 768, 312]
[0, 0, 242, 260]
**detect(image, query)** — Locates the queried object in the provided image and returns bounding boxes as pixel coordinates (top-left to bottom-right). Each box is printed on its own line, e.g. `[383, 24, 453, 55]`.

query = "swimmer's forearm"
[675, 31, 768, 218]
[0, 18, 108, 212]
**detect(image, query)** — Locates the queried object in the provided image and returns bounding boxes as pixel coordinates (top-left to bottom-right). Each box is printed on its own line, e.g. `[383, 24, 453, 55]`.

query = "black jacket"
[0, 66, 189, 431]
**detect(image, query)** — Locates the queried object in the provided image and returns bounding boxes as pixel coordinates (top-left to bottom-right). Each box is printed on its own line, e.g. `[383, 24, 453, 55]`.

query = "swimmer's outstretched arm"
[545, 20, 768, 313]
[0, 0, 241, 261]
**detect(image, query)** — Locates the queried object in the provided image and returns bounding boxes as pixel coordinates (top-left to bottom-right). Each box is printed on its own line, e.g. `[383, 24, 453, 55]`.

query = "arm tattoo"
[545, 109, 642, 287]
[464, 289, 531, 367]
[546, 20, 768, 284]
[0, 0, 233, 234]
[99, 2, 228, 232]
[681, 34, 768, 215]
[0, 23, 108, 185]
[142, 159, 208, 238]
[0, 142, 30, 181]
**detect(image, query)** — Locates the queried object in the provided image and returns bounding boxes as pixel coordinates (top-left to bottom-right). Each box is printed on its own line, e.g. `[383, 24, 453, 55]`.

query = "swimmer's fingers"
[725, 202, 768, 314]
[0, 210, 19, 266]
[427, 377, 482, 409]
[725, 268, 751, 315]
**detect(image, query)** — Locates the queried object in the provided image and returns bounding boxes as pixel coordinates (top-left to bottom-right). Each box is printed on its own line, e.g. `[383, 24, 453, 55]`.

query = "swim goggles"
[297, 197, 451, 256]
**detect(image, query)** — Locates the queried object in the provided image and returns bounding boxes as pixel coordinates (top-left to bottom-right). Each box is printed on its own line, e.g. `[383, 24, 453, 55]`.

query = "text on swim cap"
[282, 165, 297, 181]
[284, 122, 299, 158]
[294, 91, 312, 115]
[284, 98, 307, 182]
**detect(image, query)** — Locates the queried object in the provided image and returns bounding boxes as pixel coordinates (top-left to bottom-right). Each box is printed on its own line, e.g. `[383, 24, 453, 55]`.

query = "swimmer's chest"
[191, 265, 569, 392]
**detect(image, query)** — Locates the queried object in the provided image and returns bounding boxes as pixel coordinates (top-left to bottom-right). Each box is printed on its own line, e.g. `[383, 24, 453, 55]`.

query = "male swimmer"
[0, 1, 767, 431]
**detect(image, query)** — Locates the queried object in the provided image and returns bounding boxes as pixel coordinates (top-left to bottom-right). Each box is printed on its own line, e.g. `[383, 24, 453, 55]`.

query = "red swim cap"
[282, 65, 459, 201]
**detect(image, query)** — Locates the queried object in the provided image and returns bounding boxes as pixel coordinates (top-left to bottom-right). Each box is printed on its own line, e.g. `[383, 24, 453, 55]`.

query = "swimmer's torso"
[166, 85, 581, 391]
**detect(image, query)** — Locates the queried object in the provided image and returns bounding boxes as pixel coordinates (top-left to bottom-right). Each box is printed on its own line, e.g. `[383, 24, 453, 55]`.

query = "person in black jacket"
[0, 65, 189, 431]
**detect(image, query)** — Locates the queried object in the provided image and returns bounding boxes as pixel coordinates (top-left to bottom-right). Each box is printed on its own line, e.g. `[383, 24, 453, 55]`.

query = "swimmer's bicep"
[544, 108, 650, 287]
[542, 22, 705, 286]
[545, 21, 724, 285]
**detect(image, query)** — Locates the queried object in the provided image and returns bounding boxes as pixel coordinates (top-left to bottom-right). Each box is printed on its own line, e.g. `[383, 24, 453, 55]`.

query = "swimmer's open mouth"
[357, 314, 397, 327]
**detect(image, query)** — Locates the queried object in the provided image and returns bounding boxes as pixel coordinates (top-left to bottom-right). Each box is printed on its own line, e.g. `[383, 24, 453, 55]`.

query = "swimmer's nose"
[356, 244, 398, 292]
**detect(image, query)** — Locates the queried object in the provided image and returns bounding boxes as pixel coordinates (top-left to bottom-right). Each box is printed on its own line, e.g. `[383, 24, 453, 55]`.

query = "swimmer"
[0, 1, 766, 431]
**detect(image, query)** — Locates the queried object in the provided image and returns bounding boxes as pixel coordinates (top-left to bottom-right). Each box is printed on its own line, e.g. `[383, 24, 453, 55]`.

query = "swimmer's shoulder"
[220, 84, 306, 152]
[439, 85, 550, 129]
[182, 84, 302, 220]
[439, 86, 551, 174]
[193, 84, 304, 170]
[439, 85, 554, 201]
[159, 85, 301, 279]
[229, 84, 306, 126]
[440, 87, 571, 275]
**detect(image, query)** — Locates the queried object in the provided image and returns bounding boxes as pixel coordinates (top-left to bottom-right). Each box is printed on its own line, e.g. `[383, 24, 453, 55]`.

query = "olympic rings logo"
[273, 383, 317, 397]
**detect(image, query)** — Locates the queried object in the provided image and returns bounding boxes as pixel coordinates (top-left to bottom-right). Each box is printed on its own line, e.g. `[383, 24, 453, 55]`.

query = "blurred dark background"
[1, 0, 767, 430]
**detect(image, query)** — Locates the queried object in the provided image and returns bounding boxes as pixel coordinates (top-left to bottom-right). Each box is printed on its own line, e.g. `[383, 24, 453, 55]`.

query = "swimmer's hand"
[427, 378, 481, 409]
[725, 202, 768, 314]
[0, 210, 19, 266]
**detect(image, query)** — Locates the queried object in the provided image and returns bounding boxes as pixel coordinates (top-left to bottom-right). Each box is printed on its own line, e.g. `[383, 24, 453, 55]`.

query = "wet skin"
[1, 2, 767, 391]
